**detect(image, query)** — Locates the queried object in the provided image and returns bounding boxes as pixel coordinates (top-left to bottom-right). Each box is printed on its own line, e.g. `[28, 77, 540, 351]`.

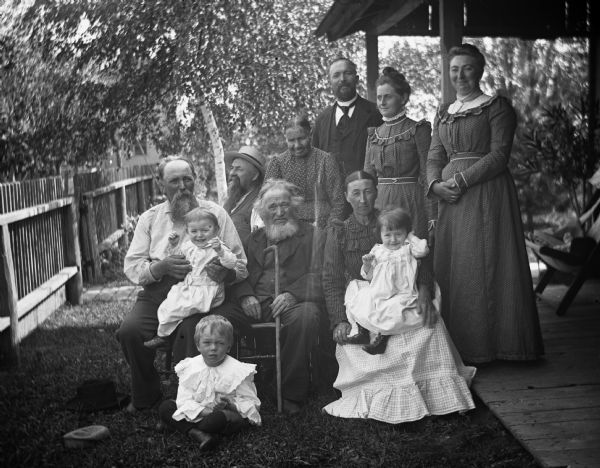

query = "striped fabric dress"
[427, 95, 544, 363]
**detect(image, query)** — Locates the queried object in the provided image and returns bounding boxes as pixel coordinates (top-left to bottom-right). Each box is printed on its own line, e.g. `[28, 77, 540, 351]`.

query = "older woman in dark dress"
[322, 171, 474, 423]
[427, 44, 544, 363]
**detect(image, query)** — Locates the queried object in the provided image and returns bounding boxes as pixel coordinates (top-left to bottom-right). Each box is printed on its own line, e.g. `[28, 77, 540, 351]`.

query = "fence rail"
[0, 165, 157, 366]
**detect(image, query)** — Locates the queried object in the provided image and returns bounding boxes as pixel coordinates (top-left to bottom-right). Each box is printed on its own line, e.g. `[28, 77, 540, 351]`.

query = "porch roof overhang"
[316, 0, 591, 41]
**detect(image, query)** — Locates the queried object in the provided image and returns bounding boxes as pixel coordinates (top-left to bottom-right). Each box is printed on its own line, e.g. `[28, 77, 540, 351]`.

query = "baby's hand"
[206, 237, 223, 253]
[168, 232, 180, 246]
[362, 253, 375, 266]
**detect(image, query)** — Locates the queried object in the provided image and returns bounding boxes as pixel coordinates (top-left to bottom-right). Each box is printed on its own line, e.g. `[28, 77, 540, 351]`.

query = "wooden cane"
[264, 244, 282, 413]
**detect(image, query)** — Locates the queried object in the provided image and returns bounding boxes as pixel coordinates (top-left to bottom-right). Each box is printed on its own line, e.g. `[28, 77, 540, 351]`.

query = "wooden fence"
[0, 165, 156, 366]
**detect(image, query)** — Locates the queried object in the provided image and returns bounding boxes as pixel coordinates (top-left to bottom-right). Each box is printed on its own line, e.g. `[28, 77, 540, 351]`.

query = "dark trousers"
[115, 276, 241, 408]
[219, 301, 320, 402]
[158, 400, 248, 435]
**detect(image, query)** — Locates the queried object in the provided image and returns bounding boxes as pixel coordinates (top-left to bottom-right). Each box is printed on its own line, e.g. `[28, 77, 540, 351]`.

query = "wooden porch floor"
[472, 280, 600, 468]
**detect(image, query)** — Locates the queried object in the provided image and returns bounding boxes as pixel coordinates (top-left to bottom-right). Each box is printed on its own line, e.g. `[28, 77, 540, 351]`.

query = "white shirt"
[335, 95, 358, 125]
[124, 198, 247, 286]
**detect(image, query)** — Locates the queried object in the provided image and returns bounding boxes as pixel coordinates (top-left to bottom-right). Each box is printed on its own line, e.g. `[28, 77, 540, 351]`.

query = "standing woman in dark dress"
[364, 67, 437, 244]
[426, 44, 544, 363]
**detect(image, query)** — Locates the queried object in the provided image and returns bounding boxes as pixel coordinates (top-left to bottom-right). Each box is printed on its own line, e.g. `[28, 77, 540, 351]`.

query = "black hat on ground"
[66, 378, 129, 413]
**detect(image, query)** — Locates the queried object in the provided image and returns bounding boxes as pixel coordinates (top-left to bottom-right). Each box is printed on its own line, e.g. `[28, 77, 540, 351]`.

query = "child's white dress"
[157, 239, 239, 337]
[172, 354, 261, 425]
[345, 233, 429, 336]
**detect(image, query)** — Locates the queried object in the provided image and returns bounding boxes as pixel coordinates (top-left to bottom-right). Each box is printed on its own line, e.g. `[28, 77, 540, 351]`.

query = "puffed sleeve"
[231, 375, 262, 426]
[360, 244, 379, 280]
[414, 121, 437, 222]
[426, 108, 448, 198]
[363, 128, 378, 177]
[459, 97, 517, 188]
[172, 358, 208, 423]
[218, 243, 245, 276]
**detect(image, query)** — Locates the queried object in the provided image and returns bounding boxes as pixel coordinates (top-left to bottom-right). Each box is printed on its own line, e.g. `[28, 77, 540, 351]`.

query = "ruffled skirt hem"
[322, 374, 475, 424]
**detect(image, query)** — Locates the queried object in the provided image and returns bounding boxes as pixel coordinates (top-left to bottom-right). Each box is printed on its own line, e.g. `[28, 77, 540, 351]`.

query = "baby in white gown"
[144, 207, 247, 350]
[345, 207, 429, 354]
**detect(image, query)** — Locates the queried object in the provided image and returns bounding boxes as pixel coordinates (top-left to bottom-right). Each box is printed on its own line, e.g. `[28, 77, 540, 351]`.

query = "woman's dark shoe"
[188, 429, 220, 451]
[345, 325, 370, 345]
[143, 335, 169, 350]
[363, 334, 389, 355]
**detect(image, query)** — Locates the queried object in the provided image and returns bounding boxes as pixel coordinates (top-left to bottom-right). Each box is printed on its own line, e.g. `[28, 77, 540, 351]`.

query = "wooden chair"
[234, 320, 282, 413]
[526, 194, 600, 315]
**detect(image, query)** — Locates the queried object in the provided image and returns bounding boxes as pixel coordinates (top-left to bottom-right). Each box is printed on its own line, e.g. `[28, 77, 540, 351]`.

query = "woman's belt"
[378, 177, 417, 185]
[449, 151, 485, 162]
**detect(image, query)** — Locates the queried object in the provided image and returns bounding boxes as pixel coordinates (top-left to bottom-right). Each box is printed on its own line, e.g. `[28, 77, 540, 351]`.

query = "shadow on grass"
[0, 299, 540, 467]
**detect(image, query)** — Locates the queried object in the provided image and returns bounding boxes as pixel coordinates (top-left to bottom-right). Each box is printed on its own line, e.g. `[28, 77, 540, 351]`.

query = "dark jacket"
[231, 221, 325, 303]
[312, 95, 382, 178]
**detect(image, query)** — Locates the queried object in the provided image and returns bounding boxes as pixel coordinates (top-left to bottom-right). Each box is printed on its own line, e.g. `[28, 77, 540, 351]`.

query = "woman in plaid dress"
[322, 171, 475, 423]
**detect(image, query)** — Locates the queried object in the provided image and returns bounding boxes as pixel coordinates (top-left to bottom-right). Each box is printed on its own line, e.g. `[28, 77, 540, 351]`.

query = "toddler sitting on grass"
[158, 315, 261, 450]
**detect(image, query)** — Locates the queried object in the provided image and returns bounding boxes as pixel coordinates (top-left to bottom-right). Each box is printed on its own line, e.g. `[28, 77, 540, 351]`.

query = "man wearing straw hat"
[224, 145, 266, 242]
[222, 179, 325, 415]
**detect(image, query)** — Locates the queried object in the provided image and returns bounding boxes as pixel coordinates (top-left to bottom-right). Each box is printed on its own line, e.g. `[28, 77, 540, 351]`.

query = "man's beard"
[171, 191, 198, 223]
[223, 176, 245, 213]
[265, 218, 299, 242]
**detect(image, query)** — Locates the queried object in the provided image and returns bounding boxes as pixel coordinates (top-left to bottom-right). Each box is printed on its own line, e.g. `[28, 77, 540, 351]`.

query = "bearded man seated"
[220, 179, 325, 415]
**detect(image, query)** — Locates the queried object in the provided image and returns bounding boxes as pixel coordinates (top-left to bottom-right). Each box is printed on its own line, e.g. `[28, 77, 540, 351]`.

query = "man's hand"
[240, 295, 261, 320]
[417, 285, 438, 328]
[332, 322, 352, 344]
[270, 292, 297, 318]
[205, 257, 229, 282]
[151, 254, 192, 280]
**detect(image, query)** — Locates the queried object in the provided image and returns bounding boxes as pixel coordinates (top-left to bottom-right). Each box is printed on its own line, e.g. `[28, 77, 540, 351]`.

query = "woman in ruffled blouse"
[426, 43, 544, 364]
[322, 171, 475, 424]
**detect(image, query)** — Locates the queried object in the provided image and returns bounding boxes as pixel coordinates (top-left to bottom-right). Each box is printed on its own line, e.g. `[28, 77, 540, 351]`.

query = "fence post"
[64, 196, 83, 305]
[84, 195, 102, 282]
[117, 185, 128, 252]
[0, 225, 20, 367]
[137, 180, 147, 213]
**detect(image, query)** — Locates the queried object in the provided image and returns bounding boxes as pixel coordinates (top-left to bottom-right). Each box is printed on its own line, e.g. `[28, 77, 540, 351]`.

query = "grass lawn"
[0, 297, 539, 467]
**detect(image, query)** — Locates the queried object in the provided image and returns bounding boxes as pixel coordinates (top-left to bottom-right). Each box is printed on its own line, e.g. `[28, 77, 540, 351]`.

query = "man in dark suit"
[312, 57, 383, 179]
[222, 179, 325, 415]
[224, 145, 265, 242]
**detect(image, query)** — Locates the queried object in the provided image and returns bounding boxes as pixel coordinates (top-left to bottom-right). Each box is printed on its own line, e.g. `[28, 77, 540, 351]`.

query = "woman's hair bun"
[382, 67, 405, 81]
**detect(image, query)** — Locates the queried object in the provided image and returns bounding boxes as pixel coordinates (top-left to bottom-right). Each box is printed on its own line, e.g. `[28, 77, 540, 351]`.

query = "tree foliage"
[0, 0, 360, 181]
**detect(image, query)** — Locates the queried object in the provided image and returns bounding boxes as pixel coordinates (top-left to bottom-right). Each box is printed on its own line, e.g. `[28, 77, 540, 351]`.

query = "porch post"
[366, 33, 379, 102]
[439, 0, 464, 104]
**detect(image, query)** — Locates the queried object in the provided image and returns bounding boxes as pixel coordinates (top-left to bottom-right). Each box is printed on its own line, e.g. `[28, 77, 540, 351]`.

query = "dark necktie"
[337, 102, 355, 133]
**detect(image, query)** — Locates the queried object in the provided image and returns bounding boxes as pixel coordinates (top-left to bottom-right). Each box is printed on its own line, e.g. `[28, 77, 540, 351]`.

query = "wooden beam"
[82, 175, 152, 199]
[367, 0, 425, 36]
[366, 33, 379, 102]
[0, 197, 73, 226]
[63, 188, 82, 305]
[0, 225, 19, 366]
[322, 0, 376, 41]
[439, 0, 464, 104]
